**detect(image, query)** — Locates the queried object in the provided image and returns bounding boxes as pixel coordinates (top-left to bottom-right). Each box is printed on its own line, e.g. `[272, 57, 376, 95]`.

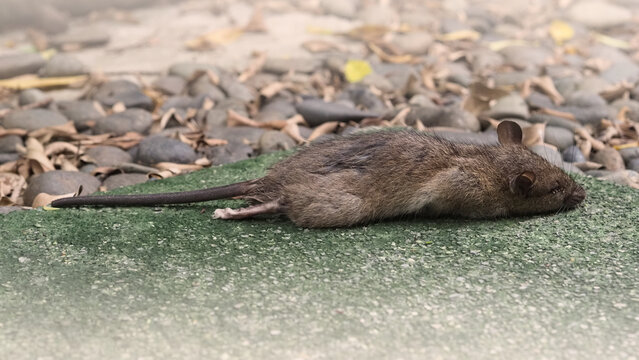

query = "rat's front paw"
[213, 208, 233, 219]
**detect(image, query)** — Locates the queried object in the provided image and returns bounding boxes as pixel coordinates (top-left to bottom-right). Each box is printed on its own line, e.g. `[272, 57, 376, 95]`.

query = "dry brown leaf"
[308, 121, 340, 141]
[32, 191, 76, 208]
[0, 128, 28, 137]
[27, 29, 49, 51]
[0, 172, 25, 203]
[71, 133, 112, 146]
[205, 69, 220, 85]
[117, 163, 156, 174]
[282, 122, 307, 144]
[390, 107, 411, 127]
[437, 30, 481, 42]
[574, 161, 604, 171]
[158, 108, 176, 132]
[238, 52, 267, 82]
[0, 97, 53, 118]
[260, 120, 289, 129]
[54, 155, 79, 171]
[97, 132, 144, 149]
[0, 74, 88, 90]
[194, 157, 212, 166]
[360, 118, 391, 127]
[575, 127, 605, 151]
[203, 138, 228, 146]
[420, 66, 437, 91]
[597, 119, 620, 143]
[227, 109, 263, 128]
[28, 121, 78, 143]
[528, 76, 564, 105]
[243, 5, 267, 33]
[148, 170, 173, 179]
[186, 27, 244, 51]
[443, 82, 468, 96]
[177, 132, 198, 147]
[463, 83, 510, 115]
[91, 166, 121, 177]
[153, 161, 207, 174]
[368, 42, 419, 64]
[577, 136, 592, 159]
[600, 81, 634, 102]
[302, 40, 342, 53]
[21, 137, 55, 176]
[0, 197, 16, 206]
[0, 161, 17, 173]
[584, 57, 612, 72]
[342, 25, 390, 41]
[523, 123, 547, 147]
[537, 107, 577, 122]
[44, 141, 80, 156]
[260, 81, 294, 98]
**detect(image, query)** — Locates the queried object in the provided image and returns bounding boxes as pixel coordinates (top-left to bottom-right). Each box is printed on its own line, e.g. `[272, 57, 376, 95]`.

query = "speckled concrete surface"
[1, 153, 638, 359]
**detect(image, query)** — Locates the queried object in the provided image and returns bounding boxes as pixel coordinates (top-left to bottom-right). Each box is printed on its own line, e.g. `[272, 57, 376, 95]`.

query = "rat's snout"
[564, 185, 586, 209]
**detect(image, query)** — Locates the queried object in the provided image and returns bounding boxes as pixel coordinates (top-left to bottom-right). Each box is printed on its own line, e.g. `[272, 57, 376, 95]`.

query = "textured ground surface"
[1, 153, 638, 360]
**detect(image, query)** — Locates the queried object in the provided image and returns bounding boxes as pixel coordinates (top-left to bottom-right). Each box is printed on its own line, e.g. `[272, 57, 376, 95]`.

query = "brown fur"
[248, 125, 585, 227]
[53, 121, 586, 228]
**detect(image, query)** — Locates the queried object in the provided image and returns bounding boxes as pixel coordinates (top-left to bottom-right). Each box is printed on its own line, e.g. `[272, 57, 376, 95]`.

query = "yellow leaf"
[0, 74, 88, 90]
[549, 20, 574, 45]
[487, 39, 531, 52]
[306, 26, 334, 35]
[613, 142, 639, 150]
[437, 30, 481, 42]
[343, 59, 373, 83]
[40, 49, 57, 60]
[592, 32, 630, 49]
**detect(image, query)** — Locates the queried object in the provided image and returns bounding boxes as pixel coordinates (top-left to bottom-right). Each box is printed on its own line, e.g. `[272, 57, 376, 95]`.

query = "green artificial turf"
[1, 152, 638, 359]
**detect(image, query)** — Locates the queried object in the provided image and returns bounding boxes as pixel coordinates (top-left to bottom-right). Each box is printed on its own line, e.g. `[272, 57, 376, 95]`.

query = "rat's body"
[52, 121, 586, 228]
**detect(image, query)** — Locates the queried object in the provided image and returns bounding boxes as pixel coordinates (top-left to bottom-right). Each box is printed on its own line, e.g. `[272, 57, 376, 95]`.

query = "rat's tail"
[51, 179, 258, 207]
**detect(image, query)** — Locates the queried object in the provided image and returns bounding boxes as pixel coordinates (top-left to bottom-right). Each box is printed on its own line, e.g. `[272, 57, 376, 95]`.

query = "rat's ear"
[510, 171, 536, 195]
[497, 120, 523, 145]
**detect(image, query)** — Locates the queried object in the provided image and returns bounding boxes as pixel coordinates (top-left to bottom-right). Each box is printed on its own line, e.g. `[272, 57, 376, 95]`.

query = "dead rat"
[51, 121, 586, 228]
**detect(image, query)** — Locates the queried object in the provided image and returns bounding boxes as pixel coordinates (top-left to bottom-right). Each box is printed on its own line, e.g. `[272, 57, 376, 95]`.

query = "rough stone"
[56, 100, 105, 131]
[562, 145, 587, 163]
[84, 146, 133, 167]
[544, 126, 575, 151]
[103, 173, 148, 191]
[93, 109, 153, 136]
[153, 76, 186, 96]
[393, 31, 433, 55]
[257, 131, 296, 154]
[136, 136, 198, 165]
[2, 109, 68, 131]
[24, 170, 100, 206]
[486, 93, 529, 119]
[568, 1, 632, 28]
[0, 135, 23, 153]
[0, 53, 46, 79]
[39, 54, 89, 77]
[18, 89, 48, 106]
[93, 80, 153, 110]
[592, 147, 625, 171]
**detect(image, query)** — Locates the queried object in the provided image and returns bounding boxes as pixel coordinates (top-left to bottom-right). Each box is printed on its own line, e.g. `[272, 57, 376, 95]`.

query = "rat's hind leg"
[213, 201, 281, 220]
